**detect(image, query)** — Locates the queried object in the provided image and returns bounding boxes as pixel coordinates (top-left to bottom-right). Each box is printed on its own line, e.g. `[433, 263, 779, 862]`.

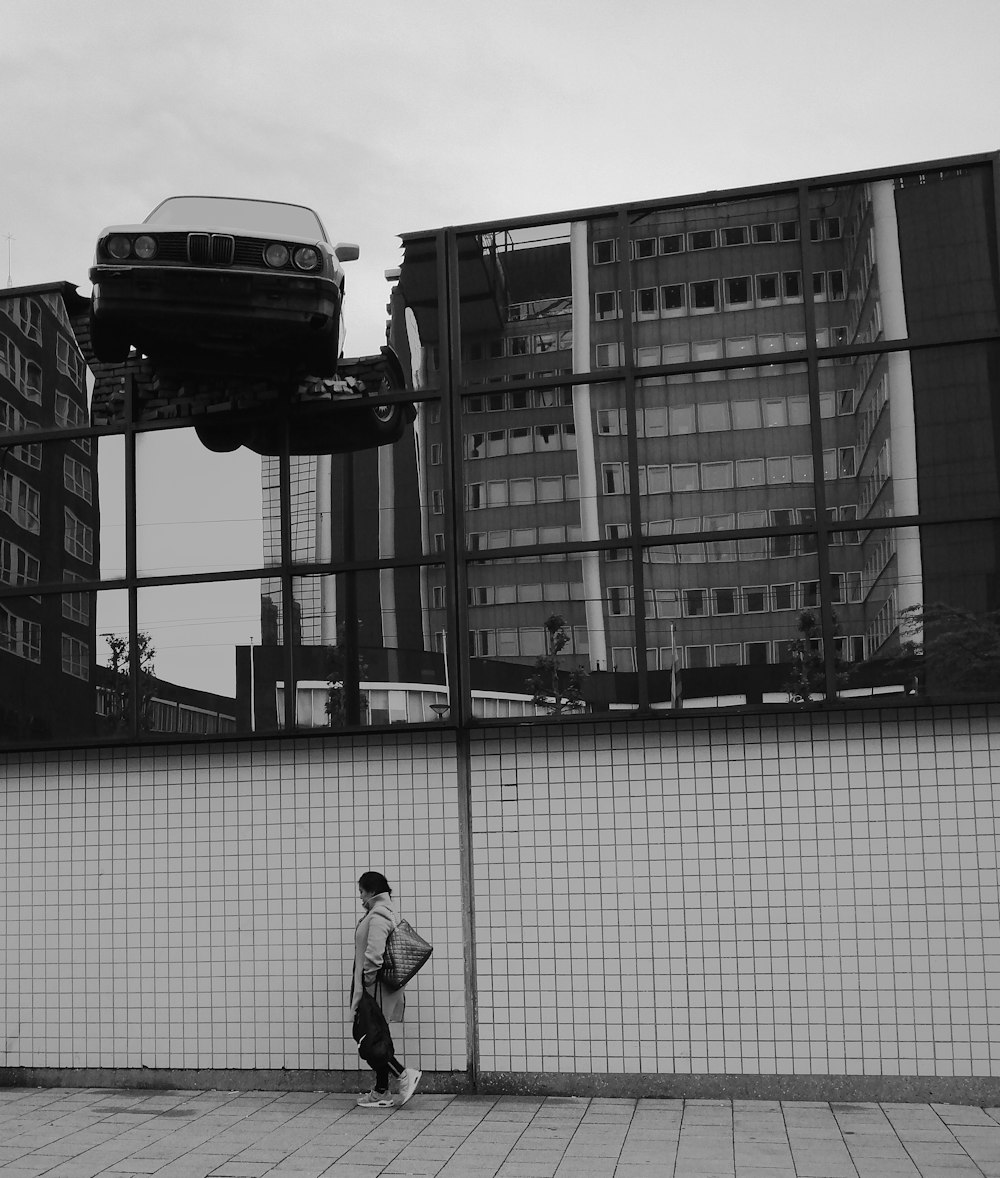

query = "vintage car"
[88, 195, 357, 375]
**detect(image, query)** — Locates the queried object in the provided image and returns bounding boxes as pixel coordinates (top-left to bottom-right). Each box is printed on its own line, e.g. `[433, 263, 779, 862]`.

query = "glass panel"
[641, 543, 822, 707]
[280, 567, 444, 729]
[834, 520, 1000, 702]
[0, 587, 124, 744]
[811, 163, 999, 347]
[467, 552, 634, 715]
[457, 223, 573, 389]
[395, 231, 444, 394]
[821, 343, 1000, 524]
[0, 435, 121, 585]
[294, 421, 445, 565]
[462, 384, 581, 554]
[136, 429, 264, 576]
[137, 581, 258, 733]
[635, 366, 814, 531]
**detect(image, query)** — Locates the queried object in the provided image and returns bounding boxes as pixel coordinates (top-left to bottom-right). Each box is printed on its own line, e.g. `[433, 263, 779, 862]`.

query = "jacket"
[350, 891, 406, 1023]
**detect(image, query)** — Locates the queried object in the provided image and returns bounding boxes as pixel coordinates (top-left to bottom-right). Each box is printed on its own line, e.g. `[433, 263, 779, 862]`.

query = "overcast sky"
[4, 0, 999, 695]
[6, 0, 1000, 353]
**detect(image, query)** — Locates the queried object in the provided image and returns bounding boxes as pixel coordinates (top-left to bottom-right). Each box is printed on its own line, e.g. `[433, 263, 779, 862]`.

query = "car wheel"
[368, 401, 405, 440]
[89, 311, 132, 364]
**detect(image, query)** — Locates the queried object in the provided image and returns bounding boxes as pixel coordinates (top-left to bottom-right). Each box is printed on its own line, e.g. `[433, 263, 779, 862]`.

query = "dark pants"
[374, 1054, 405, 1093]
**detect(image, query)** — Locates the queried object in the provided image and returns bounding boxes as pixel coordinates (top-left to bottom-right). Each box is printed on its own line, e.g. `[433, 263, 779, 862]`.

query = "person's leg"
[357, 1058, 395, 1106]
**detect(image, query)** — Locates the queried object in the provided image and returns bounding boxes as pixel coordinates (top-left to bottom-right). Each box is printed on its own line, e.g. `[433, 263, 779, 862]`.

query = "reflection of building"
[255, 159, 1000, 726]
[0, 283, 98, 740]
[94, 664, 237, 735]
[409, 164, 1000, 709]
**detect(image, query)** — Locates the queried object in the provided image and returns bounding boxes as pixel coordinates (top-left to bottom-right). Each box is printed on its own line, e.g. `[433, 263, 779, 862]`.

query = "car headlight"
[107, 235, 132, 260]
[134, 235, 157, 260]
[264, 243, 290, 268]
[293, 246, 320, 271]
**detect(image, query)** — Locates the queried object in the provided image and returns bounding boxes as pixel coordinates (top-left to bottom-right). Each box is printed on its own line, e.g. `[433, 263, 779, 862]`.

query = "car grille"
[187, 233, 235, 265]
[136, 232, 307, 271]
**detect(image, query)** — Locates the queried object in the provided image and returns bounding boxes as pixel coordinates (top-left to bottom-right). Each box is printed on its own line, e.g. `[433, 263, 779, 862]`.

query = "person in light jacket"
[350, 870, 422, 1108]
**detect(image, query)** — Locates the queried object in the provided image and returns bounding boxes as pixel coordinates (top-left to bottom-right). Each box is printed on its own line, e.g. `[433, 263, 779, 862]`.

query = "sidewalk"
[0, 1086, 999, 1177]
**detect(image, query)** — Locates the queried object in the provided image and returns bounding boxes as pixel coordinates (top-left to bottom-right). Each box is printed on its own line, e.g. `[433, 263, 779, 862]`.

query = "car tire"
[89, 312, 132, 364]
[368, 401, 406, 441]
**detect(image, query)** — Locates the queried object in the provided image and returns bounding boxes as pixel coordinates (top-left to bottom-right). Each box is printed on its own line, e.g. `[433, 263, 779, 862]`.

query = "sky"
[3, 0, 999, 695]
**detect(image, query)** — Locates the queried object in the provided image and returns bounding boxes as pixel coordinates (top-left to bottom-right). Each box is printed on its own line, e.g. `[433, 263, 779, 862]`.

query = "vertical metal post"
[438, 227, 480, 1088]
[617, 210, 649, 710]
[123, 371, 139, 736]
[798, 183, 838, 700]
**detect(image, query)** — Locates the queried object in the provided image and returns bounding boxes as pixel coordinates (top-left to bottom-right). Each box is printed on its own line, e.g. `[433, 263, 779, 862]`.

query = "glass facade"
[2, 156, 1000, 746]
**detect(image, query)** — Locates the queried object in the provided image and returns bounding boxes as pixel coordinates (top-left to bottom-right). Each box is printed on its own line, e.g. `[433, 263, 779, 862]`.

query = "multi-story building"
[250, 155, 1000, 728]
[0, 282, 99, 741]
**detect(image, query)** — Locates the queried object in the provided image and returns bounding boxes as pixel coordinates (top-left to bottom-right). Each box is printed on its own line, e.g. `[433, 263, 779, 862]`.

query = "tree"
[324, 624, 368, 727]
[102, 631, 157, 733]
[525, 614, 588, 714]
[888, 601, 1000, 695]
[783, 610, 849, 704]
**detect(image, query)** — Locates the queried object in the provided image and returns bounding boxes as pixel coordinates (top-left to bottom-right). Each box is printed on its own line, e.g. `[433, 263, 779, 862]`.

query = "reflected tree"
[324, 623, 367, 727]
[784, 610, 848, 704]
[525, 614, 587, 714]
[102, 631, 157, 733]
[891, 602, 1000, 694]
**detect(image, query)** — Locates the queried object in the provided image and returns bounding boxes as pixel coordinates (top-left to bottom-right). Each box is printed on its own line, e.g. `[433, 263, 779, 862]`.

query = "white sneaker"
[357, 1089, 394, 1108]
[398, 1067, 422, 1106]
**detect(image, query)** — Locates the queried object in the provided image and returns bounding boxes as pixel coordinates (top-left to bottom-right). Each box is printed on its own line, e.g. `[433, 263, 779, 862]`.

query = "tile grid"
[469, 705, 1000, 1078]
[0, 733, 466, 1073]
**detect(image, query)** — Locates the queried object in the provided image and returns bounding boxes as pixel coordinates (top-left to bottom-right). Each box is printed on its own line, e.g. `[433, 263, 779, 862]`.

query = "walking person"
[350, 870, 422, 1108]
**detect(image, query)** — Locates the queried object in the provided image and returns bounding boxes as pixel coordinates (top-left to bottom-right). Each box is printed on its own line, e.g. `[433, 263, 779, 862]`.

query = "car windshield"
[144, 196, 327, 240]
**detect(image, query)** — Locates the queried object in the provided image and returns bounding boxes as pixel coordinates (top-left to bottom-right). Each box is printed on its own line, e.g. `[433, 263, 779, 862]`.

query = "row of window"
[608, 574, 862, 620]
[597, 387, 856, 438]
[595, 270, 847, 322]
[593, 216, 849, 265]
[462, 387, 574, 413]
[464, 474, 580, 512]
[600, 448, 860, 496]
[595, 326, 853, 370]
[1, 602, 92, 675]
[614, 632, 866, 674]
[462, 422, 576, 461]
[507, 296, 573, 323]
[464, 330, 571, 362]
[1, 465, 94, 533]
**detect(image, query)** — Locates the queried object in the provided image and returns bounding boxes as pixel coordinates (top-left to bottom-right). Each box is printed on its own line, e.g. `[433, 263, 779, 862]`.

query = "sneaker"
[357, 1089, 394, 1108]
[397, 1067, 422, 1106]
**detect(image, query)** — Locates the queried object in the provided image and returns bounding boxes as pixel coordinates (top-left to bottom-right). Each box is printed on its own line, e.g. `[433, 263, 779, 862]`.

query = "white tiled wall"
[0, 734, 465, 1072]
[2, 705, 998, 1084]
[469, 707, 1000, 1078]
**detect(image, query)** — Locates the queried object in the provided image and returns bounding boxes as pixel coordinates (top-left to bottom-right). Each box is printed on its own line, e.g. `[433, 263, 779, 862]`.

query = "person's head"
[358, 870, 392, 904]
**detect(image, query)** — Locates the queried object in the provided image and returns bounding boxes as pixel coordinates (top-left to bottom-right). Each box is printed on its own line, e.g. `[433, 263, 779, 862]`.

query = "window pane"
[136, 429, 264, 576]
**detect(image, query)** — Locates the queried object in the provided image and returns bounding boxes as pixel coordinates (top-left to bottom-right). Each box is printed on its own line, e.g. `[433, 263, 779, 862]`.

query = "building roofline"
[400, 149, 1000, 240]
[2, 280, 90, 316]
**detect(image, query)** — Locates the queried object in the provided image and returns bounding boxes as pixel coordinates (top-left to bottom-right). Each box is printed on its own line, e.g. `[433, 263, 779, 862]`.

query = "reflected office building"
[258, 156, 1000, 728]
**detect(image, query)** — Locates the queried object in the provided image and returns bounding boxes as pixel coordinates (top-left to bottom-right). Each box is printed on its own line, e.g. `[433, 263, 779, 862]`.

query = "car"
[88, 195, 358, 375]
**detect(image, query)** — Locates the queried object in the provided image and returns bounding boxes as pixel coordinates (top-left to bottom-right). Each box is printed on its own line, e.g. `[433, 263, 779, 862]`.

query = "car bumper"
[90, 265, 341, 341]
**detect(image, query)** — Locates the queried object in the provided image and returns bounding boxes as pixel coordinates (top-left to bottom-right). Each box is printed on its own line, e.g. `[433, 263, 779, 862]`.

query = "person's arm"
[362, 910, 394, 990]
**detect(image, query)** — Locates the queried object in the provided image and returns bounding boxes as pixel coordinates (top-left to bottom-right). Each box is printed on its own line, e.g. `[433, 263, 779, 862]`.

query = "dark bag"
[352, 987, 394, 1067]
[380, 917, 433, 989]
